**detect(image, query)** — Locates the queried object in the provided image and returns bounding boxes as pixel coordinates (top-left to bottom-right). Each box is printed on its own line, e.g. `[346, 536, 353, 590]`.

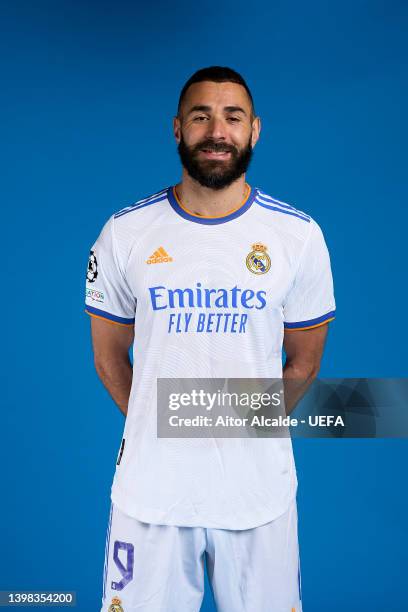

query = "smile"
[200, 150, 232, 159]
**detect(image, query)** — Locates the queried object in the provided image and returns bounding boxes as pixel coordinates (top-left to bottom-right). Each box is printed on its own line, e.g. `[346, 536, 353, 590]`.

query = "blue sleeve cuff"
[85, 305, 135, 326]
[284, 310, 336, 331]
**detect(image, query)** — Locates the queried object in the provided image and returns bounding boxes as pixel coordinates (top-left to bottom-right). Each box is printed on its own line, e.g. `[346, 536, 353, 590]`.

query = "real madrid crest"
[246, 243, 271, 275]
[108, 596, 124, 612]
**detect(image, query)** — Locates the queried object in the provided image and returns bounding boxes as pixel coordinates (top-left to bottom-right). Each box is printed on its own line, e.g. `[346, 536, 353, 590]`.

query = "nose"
[206, 116, 227, 140]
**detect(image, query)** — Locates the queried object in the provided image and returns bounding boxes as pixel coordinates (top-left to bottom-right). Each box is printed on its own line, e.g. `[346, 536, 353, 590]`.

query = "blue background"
[2, 0, 407, 609]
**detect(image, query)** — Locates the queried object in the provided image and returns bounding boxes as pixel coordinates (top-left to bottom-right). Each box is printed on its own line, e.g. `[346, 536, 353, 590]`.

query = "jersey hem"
[110, 481, 298, 530]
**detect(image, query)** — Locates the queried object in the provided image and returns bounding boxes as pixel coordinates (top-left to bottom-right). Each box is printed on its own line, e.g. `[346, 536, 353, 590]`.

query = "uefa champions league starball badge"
[86, 249, 98, 283]
[108, 597, 123, 612]
[246, 243, 271, 275]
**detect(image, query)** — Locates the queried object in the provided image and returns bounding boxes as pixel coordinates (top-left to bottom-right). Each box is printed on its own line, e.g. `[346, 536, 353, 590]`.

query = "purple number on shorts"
[111, 540, 134, 591]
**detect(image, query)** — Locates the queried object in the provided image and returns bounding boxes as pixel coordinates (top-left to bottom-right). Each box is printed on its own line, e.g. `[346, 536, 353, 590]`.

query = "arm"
[282, 323, 329, 415]
[90, 316, 134, 417]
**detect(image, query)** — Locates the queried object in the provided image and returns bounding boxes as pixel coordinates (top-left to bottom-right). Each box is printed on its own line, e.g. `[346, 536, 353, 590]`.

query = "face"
[174, 81, 261, 190]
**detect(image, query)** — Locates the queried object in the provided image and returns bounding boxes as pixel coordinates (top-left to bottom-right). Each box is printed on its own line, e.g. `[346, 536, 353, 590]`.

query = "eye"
[193, 115, 208, 122]
[227, 116, 241, 122]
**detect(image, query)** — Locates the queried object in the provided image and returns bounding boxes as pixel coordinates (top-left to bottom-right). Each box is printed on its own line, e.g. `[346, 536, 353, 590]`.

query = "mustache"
[193, 140, 237, 154]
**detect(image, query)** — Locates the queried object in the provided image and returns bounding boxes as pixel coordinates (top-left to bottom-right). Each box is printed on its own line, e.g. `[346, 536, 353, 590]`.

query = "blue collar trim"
[167, 185, 257, 225]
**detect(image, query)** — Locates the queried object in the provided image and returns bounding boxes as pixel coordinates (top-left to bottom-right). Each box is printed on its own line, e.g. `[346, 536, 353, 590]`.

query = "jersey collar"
[167, 184, 257, 225]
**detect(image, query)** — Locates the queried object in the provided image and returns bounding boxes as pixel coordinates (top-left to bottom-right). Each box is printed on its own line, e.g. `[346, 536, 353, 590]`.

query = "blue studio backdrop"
[1, 1, 407, 610]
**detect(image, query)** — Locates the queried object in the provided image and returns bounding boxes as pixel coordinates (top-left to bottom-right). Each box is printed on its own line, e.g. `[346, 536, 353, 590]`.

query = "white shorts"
[101, 499, 302, 612]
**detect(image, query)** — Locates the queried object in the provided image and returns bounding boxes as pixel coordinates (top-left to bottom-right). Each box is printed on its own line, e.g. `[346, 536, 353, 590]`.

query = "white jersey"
[85, 184, 335, 529]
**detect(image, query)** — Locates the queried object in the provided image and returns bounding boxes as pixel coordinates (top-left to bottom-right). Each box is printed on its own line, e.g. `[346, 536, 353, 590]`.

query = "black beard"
[177, 135, 253, 190]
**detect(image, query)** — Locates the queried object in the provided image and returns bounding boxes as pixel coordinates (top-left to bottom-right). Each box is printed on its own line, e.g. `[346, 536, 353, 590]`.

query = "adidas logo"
[146, 247, 173, 264]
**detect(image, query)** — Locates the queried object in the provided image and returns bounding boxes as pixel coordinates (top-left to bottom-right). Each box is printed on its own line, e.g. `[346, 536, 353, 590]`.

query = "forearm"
[282, 360, 318, 415]
[94, 356, 133, 417]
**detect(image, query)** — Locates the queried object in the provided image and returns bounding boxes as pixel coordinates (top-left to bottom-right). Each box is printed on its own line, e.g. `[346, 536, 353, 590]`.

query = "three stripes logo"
[146, 247, 173, 264]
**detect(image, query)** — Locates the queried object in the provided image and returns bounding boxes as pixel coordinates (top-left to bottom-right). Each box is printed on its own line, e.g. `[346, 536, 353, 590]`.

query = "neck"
[175, 172, 249, 217]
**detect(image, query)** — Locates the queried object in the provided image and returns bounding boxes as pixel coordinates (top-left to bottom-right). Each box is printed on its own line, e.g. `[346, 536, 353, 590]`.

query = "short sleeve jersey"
[85, 185, 335, 529]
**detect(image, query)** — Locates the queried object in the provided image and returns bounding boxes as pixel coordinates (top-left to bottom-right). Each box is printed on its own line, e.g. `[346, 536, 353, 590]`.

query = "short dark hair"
[177, 66, 255, 117]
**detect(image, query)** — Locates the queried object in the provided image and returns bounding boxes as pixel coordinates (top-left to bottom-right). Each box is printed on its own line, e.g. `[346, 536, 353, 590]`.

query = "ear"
[251, 116, 261, 148]
[173, 116, 181, 144]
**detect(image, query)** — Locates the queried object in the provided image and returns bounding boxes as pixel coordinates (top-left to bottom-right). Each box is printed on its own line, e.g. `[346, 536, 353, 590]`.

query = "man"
[85, 66, 335, 612]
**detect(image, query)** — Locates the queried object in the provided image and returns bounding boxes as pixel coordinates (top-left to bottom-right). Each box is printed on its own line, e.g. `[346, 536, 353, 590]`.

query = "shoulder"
[111, 185, 169, 239]
[254, 188, 312, 224]
[253, 187, 324, 245]
[254, 188, 335, 272]
[98, 187, 170, 268]
[113, 187, 169, 220]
